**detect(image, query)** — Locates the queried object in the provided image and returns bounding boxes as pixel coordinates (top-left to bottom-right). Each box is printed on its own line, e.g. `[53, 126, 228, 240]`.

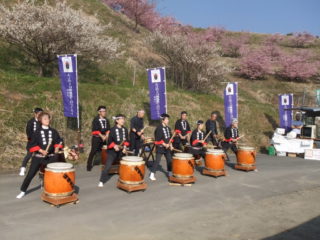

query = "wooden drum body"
[235, 146, 257, 171]
[170, 153, 196, 184]
[117, 156, 147, 192]
[44, 163, 75, 197]
[203, 149, 226, 177]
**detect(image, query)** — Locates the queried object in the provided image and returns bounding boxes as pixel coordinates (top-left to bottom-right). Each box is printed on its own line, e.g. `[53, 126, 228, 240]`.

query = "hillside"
[0, 0, 318, 169]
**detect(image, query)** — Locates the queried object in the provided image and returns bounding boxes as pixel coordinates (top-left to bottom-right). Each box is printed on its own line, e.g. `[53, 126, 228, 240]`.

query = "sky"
[156, 0, 320, 36]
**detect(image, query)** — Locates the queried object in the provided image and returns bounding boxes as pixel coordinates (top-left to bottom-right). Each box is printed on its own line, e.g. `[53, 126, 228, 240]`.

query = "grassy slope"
[0, 0, 317, 169]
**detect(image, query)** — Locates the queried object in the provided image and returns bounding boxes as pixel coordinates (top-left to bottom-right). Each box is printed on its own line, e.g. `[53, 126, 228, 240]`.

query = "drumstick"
[173, 148, 183, 153]
[203, 130, 212, 142]
[45, 139, 53, 152]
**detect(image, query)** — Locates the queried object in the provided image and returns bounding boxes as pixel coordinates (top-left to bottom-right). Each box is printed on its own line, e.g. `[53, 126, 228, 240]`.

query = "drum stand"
[117, 180, 147, 193]
[235, 163, 256, 171]
[169, 175, 196, 185]
[41, 192, 79, 208]
[202, 168, 226, 177]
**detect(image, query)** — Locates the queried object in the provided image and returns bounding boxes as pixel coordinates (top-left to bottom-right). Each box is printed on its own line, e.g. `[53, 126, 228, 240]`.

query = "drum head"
[46, 162, 73, 170]
[122, 156, 144, 162]
[173, 153, 193, 159]
[206, 149, 224, 154]
[102, 145, 107, 149]
[121, 156, 144, 165]
[239, 146, 255, 151]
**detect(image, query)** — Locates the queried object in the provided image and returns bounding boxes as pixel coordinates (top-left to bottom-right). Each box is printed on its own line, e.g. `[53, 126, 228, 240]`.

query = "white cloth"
[271, 133, 313, 153]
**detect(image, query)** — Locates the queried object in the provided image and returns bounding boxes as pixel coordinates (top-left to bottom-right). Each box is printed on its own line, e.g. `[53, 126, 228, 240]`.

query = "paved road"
[1, 155, 320, 240]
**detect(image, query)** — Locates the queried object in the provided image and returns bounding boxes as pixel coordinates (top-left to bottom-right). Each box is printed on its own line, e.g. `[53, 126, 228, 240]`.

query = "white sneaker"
[19, 167, 26, 176]
[16, 192, 25, 199]
[98, 182, 104, 187]
[168, 171, 173, 177]
[149, 173, 156, 181]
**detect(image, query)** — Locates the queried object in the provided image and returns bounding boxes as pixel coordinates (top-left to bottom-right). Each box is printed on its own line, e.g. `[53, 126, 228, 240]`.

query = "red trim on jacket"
[175, 130, 181, 134]
[108, 142, 116, 149]
[192, 139, 200, 146]
[224, 138, 234, 142]
[54, 144, 63, 149]
[123, 141, 130, 147]
[170, 139, 174, 143]
[30, 146, 41, 152]
[186, 131, 192, 134]
[92, 131, 101, 135]
[155, 140, 164, 145]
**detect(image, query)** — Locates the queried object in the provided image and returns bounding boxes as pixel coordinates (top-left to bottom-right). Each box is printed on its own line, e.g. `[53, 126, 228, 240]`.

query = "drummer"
[149, 113, 173, 181]
[16, 112, 63, 199]
[98, 114, 130, 187]
[129, 110, 145, 156]
[189, 120, 208, 159]
[173, 111, 191, 150]
[221, 118, 240, 155]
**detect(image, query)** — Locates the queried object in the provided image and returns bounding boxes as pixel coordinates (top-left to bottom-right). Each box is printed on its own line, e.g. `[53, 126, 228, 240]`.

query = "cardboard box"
[304, 149, 320, 161]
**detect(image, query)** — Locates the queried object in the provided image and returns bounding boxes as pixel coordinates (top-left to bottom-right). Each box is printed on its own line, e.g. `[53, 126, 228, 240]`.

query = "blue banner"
[224, 82, 238, 127]
[147, 67, 167, 120]
[58, 54, 79, 119]
[278, 94, 293, 132]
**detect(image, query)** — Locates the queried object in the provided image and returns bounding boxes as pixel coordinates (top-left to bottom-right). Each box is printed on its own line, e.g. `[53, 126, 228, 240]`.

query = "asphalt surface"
[1, 155, 320, 240]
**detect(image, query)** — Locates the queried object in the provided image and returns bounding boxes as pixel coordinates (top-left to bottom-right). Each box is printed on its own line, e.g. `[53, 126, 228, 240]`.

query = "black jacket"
[174, 119, 191, 136]
[224, 126, 239, 142]
[26, 118, 40, 141]
[107, 126, 130, 149]
[29, 126, 63, 154]
[130, 116, 144, 139]
[154, 124, 173, 145]
[91, 116, 110, 136]
[190, 129, 207, 147]
[205, 119, 218, 135]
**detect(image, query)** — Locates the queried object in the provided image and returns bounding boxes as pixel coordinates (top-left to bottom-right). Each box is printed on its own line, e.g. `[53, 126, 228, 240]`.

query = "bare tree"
[0, 1, 121, 76]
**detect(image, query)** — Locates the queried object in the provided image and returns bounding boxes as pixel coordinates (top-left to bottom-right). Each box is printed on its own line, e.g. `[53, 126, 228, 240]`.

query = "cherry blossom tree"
[0, 1, 120, 76]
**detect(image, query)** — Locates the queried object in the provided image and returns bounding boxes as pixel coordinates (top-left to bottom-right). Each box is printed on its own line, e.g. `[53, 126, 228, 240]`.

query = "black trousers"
[21, 151, 33, 168]
[20, 155, 57, 192]
[207, 135, 219, 146]
[87, 136, 104, 168]
[151, 147, 172, 173]
[221, 142, 238, 154]
[100, 149, 123, 183]
[173, 136, 188, 150]
[129, 132, 143, 156]
[189, 147, 206, 159]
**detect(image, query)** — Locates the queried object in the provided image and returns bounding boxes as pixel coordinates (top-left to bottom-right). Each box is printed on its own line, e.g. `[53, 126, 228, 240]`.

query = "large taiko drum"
[205, 149, 225, 171]
[119, 156, 146, 185]
[236, 146, 256, 171]
[44, 162, 75, 197]
[143, 137, 154, 144]
[172, 153, 195, 179]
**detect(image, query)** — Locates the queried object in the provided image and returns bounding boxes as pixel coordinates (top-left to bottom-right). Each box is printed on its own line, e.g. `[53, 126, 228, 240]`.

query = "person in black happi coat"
[19, 107, 43, 176]
[205, 111, 219, 146]
[189, 120, 208, 160]
[99, 114, 129, 187]
[16, 112, 63, 199]
[221, 118, 240, 154]
[173, 111, 191, 150]
[87, 106, 110, 171]
[129, 110, 145, 156]
[149, 113, 173, 181]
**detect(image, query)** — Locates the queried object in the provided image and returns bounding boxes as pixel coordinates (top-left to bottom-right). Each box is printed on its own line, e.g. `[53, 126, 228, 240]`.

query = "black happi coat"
[26, 118, 41, 141]
[154, 124, 173, 153]
[29, 126, 63, 154]
[190, 129, 207, 147]
[107, 126, 130, 149]
[174, 119, 191, 136]
[224, 126, 239, 142]
[91, 116, 110, 136]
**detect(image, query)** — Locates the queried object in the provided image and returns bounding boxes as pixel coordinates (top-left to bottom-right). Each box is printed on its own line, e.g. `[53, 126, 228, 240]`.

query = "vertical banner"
[147, 67, 167, 120]
[278, 94, 293, 132]
[224, 82, 238, 127]
[316, 89, 320, 106]
[58, 54, 79, 127]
